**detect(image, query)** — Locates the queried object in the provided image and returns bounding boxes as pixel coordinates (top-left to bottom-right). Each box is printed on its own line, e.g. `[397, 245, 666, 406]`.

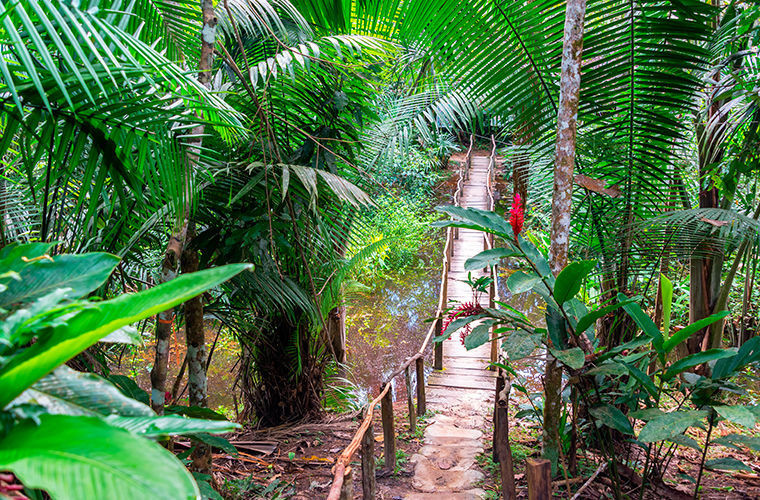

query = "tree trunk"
[148, 0, 217, 415]
[545, 0, 587, 476]
[150, 230, 186, 414]
[182, 226, 211, 473]
[548, 0, 586, 276]
[327, 306, 346, 364]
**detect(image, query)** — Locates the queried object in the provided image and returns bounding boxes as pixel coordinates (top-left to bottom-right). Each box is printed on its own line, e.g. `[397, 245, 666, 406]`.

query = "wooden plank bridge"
[328, 136, 516, 500]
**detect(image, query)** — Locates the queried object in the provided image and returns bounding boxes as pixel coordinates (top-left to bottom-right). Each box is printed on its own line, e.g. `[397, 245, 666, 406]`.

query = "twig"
[570, 462, 608, 500]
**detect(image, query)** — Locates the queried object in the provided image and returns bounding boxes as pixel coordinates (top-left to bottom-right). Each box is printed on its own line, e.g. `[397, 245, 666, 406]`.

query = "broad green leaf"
[545, 307, 567, 348]
[666, 433, 701, 451]
[638, 410, 708, 443]
[502, 330, 542, 360]
[516, 236, 551, 277]
[165, 405, 229, 421]
[589, 404, 634, 435]
[662, 349, 734, 381]
[554, 260, 596, 304]
[622, 362, 658, 400]
[629, 408, 665, 421]
[713, 434, 760, 452]
[714, 405, 756, 429]
[585, 362, 627, 377]
[100, 325, 142, 344]
[575, 298, 637, 337]
[464, 322, 491, 350]
[435, 205, 513, 239]
[10, 366, 152, 417]
[549, 347, 585, 370]
[0, 263, 251, 407]
[620, 295, 663, 352]
[464, 248, 519, 271]
[435, 313, 487, 342]
[106, 415, 239, 437]
[0, 253, 120, 310]
[596, 335, 653, 363]
[661, 311, 730, 353]
[108, 375, 150, 406]
[0, 415, 199, 500]
[0, 242, 56, 263]
[705, 457, 752, 472]
[190, 433, 238, 455]
[660, 274, 673, 339]
[713, 337, 760, 379]
[507, 271, 540, 294]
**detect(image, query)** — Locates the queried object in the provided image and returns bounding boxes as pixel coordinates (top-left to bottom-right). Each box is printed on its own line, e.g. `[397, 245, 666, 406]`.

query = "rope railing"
[484, 135, 499, 366]
[325, 135, 475, 500]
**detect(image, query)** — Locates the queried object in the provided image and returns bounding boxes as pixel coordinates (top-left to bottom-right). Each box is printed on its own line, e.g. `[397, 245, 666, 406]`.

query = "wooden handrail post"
[433, 317, 443, 370]
[494, 370, 516, 499]
[361, 421, 375, 499]
[404, 365, 416, 434]
[489, 277, 497, 367]
[526, 458, 551, 500]
[380, 385, 396, 471]
[339, 466, 353, 500]
[415, 357, 426, 416]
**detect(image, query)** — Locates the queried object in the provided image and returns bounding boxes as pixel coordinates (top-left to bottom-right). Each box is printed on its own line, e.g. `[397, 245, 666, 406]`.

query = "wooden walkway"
[407, 152, 497, 499]
[429, 153, 496, 392]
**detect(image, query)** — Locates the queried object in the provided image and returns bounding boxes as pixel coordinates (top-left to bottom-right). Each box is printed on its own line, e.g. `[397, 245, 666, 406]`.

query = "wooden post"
[338, 466, 353, 500]
[381, 385, 396, 471]
[361, 422, 375, 499]
[494, 371, 516, 500]
[404, 365, 416, 434]
[415, 357, 426, 416]
[434, 325, 443, 371]
[526, 459, 551, 500]
[489, 278, 497, 367]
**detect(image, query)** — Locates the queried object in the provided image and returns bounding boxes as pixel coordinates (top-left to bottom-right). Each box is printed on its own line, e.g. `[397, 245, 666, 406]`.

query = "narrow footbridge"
[328, 136, 509, 499]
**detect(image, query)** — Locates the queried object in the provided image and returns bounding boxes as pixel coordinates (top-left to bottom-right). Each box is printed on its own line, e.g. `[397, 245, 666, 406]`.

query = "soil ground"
[210, 395, 760, 499]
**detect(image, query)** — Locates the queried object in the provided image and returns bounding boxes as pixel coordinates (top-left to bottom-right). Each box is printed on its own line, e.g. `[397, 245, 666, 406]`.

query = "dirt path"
[405, 154, 495, 499]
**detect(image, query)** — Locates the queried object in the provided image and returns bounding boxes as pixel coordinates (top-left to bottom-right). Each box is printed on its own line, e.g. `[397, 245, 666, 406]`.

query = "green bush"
[0, 243, 249, 500]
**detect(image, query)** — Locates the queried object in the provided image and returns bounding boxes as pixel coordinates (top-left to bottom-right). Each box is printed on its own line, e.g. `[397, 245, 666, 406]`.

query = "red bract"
[439, 301, 484, 346]
[509, 193, 524, 241]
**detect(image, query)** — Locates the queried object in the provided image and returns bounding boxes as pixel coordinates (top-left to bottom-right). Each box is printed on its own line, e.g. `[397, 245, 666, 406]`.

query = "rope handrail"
[325, 135, 475, 500]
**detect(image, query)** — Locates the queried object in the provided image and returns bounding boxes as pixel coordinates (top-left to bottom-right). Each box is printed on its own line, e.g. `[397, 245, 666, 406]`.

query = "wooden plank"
[428, 377, 495, 391]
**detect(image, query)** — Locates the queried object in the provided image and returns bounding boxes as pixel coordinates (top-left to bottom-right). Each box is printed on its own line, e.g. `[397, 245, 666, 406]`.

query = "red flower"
[439, 301, 484, 345]
[509, 193, 524, 241]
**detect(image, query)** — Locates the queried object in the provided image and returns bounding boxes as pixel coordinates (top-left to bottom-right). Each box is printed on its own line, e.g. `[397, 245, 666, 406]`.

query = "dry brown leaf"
[699, 217, 730, 227]
[575, 174, 621, 198]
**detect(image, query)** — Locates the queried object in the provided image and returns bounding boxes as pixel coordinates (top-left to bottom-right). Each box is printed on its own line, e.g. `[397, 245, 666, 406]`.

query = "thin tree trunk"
[150, 230, 186, 414]
[149, 0, 217, 415]
[182, 225, 211, 473]
[548, 0, 586, 275]
[545, 0, 587, 477]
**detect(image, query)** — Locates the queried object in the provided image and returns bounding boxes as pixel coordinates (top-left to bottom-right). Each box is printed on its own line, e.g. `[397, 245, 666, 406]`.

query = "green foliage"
[347, 194, 442, 283]
[0, 245, 248, 499]
[438, 205, 760, 493]
[221, 475, 295, 500]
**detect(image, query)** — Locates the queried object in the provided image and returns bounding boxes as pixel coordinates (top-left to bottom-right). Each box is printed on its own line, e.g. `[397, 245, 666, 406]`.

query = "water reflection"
[344, 267, 438, 404]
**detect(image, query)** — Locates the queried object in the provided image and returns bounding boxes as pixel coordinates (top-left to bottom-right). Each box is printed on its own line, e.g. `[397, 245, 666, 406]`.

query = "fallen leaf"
[700, 217, 729, 227]
[575, 174, 621, 198]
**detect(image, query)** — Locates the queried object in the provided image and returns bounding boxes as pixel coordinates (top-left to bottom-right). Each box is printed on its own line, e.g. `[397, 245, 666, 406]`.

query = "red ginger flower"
[439, 301, 484, 345]
[509, 193, 524, 241]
